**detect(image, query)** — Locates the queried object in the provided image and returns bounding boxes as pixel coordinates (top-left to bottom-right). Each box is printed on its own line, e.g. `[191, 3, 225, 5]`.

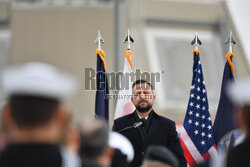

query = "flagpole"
[94, 30, 109, 121]
[124, 29, 134, 71]
[191, 32, 202, 51]
[124, 29, 134, 51]
[113, 30, 135, 119]
[126, 29, 131, 50]
[95, 30, 104, 50]
[225, 32, 236, 54]
[180, 33, 217, 166]
[213, 32, 238, 152]
[114, 0, 121, 105]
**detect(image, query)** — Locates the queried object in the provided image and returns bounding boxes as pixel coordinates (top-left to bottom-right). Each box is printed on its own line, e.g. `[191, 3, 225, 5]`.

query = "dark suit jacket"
[112, 111, 187, 167]
[0, 143, 62, 167]
[226, 139, 250, 167]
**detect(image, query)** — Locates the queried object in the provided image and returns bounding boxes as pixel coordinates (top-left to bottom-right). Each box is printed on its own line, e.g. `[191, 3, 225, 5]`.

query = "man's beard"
[136, 104, 152, 113]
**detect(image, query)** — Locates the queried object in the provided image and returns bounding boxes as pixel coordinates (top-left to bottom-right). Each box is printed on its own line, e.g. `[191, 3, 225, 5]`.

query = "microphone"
[133, 119, 146, 128]
[118, 119, 146, 133]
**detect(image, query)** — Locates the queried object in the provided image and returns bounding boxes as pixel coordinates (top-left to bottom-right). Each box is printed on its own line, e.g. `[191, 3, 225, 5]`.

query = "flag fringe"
[193, 50, 201, 56]
[225, 52, 235, 75]
[96, 49, 107, 70]
[125, 50, 133, 70]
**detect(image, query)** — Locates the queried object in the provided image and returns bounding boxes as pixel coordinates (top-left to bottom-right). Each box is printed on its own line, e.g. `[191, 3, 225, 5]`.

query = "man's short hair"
[143, 146, 179, 167]
[9, 95, 59, 128]
[132, 79, 154, 90]
[79, 119, 109, 161]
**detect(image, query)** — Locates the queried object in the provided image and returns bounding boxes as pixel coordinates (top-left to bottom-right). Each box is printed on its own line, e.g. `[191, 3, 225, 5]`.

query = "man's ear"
[53, 105, 70, 126]
[106, 146, 114, 161]
[235, 108, 244, 129]
[52, 105, 73, 145]
[2, 104, 15, 129]
[152, 94, 156, 103]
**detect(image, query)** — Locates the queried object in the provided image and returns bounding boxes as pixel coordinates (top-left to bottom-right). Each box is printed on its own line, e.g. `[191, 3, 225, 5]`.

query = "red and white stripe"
[180, 127, 217, 167]
[114, 56, 135, 119]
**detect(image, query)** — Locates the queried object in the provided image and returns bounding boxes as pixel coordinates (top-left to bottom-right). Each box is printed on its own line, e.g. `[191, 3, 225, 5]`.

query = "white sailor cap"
[228, 77, 250, 106]
[1, 62, 78, 100]
[108, 132, 134, 162]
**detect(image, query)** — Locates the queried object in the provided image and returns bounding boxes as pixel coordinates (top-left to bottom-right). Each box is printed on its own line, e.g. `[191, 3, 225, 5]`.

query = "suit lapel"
[143, 111, 161, 147]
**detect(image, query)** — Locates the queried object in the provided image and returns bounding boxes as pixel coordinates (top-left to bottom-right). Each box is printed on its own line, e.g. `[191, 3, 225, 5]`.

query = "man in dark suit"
[112, 79, 187, 167]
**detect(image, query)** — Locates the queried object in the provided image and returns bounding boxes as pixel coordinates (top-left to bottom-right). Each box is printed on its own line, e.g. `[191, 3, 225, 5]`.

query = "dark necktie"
[139, 118, 147, 143]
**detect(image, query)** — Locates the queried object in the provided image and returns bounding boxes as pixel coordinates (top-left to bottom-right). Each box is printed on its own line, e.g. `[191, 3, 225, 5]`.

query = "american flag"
[180, 50, 217, 167]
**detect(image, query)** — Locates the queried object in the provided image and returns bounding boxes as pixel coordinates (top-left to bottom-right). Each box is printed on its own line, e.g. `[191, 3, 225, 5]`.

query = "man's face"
[131, 83, 155, 113]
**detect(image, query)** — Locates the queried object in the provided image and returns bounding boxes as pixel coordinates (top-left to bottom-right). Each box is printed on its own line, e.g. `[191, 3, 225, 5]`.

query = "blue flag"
[95, 49, 109, 120]
[213, 53, 241, 152]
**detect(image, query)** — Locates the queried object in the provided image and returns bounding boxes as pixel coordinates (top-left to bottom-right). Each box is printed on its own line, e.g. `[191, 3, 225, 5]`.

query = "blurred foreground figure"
[143, 146, 179, 167]
[0, 62, 78, 167]
[226, 77, 250, 167]
[79, 119, 114, 167]
[109, 132, 134, 167]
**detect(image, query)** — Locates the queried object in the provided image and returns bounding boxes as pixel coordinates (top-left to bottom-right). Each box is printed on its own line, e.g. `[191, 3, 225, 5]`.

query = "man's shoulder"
[0, 143, 62, 166]
[114, 112, 135, 123]
[228, 139, 250, 155]
[227, 140, 250, 166]
[153, 111, 175, 124]
[112, 112, 136, 131]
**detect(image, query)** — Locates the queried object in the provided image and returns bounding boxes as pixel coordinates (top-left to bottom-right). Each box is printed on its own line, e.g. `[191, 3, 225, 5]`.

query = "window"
[144, 27, 224, 111]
